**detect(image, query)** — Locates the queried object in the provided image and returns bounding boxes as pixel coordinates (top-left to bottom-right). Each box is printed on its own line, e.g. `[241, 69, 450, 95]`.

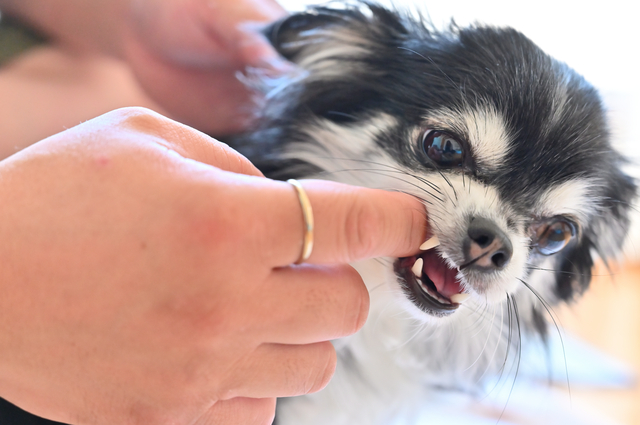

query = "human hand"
[123, 0, 290, 135]
[0, 108, 426, 425]
[0, 0, 288, 135]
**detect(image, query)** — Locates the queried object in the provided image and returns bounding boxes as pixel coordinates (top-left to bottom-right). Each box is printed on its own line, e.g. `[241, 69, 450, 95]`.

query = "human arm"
[0, 107, 427, 424]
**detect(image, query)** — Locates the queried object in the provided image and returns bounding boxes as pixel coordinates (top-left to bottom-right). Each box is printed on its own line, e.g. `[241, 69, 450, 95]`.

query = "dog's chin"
[394, 249, 469, 318]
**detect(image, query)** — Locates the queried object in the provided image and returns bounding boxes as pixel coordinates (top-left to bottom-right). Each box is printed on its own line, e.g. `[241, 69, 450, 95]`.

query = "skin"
[0, 0, 290, 135]
[0, 2, 427, 423]
[0, 108, 427, 425]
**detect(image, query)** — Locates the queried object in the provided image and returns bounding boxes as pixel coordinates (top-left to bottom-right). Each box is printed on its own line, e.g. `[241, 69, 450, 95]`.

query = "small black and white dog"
[233, 2, 636, 424]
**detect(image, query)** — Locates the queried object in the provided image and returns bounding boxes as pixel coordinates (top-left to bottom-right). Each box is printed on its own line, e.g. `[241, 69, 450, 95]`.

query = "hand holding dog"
[123, 0, 290, 134]
[0, 0, 288, 134]
[0, 108, 426, 424]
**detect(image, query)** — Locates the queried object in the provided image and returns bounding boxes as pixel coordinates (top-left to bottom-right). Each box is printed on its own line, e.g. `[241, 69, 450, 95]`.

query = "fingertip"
[301, 181, 429, 263]
[336, 264, 370, 335]
[235, 29, 298, 76]
[394, 191, 431, 256]
[306, 341, 337, 394]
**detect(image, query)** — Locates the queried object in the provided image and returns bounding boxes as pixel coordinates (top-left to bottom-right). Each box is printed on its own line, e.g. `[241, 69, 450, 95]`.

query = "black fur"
[232, 1, 636, 305]
[231, 6, 636, 422]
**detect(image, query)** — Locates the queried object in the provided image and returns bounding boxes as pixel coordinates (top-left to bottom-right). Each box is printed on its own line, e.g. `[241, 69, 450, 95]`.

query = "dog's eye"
[534, 219, 576, 255]
[421, 130, 464, 167]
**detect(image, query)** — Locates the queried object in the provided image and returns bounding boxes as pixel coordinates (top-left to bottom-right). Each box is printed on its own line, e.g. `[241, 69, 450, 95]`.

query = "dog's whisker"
[227, 2, 635, 422]
[495, 294, 524, 424]
[310, 167, 448, 204]
[300, 155, 447, 194]
[515, 276, 572, 396]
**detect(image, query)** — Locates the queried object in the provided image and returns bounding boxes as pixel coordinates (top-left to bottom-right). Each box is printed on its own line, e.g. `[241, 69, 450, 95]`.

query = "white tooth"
[420, 235, 440, 251]
[450, 293, 471, 304]
[411, 257, 423, 278]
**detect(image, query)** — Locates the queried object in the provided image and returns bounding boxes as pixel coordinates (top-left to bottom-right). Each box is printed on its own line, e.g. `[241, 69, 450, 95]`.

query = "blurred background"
[0, 0, 638, 423]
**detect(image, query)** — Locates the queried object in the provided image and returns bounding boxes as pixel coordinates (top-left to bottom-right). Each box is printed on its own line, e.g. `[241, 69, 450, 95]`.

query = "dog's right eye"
[421, 130, 464, 167]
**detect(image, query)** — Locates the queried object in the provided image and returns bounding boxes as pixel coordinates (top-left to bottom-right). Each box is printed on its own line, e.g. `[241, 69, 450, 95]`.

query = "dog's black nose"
[463, 217, 512, 271]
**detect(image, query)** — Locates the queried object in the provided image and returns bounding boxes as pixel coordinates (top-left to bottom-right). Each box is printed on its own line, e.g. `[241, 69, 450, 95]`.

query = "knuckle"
[104, 107, 178, 139]
[343, 195, 382, 261]
[104, 106, 158, 124]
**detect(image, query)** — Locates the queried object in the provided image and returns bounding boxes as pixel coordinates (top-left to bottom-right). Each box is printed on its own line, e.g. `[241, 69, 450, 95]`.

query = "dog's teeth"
[450, 293, 470, 304]
[411, 258, 423, 278]
[417, 280, 451, 305]
[420, 235, 440, 251]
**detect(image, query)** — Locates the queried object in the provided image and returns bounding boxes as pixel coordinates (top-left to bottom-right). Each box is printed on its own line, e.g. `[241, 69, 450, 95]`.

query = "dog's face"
[239, 4, 636, 326]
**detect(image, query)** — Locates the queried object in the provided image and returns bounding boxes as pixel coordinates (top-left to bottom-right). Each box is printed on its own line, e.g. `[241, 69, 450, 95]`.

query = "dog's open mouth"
[394, 238, 468, 316]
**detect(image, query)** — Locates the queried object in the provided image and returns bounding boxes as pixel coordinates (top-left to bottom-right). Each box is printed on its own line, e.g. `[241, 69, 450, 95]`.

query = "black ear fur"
[259, 6, 386, 124]
[555, 236, 594, 302]
[264, 3, 409, 62]
[555, 168, 636, 302]
[264, 9, 349, 61]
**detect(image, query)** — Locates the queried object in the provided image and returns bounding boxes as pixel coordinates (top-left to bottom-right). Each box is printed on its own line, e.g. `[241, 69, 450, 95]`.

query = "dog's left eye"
[533, 218, 576, 255]
[421, 130, 464, 167]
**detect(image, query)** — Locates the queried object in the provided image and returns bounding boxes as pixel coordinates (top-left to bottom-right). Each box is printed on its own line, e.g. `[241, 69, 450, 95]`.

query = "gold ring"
[287, 179, 314, 264]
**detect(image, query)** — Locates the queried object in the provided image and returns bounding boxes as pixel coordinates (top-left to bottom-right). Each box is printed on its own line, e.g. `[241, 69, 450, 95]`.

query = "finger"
[197, 0, 289, 68]
[109, 107, 263, 177]
[220, 341, 336, 399]
[248, 264, 369, 344]
[257, 179, 428, 265]
[124, 29, 258, 134]
[234, 22, 297, 73]
[199, 0, 287, 42]
[195, 397, 276, 425]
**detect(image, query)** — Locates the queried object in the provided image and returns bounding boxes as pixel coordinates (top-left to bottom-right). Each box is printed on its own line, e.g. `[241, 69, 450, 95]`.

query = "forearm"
[0, 0, 127, 56]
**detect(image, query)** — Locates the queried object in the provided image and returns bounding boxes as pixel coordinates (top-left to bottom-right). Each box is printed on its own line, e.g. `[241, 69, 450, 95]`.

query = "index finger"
[280, 180, 428, 264]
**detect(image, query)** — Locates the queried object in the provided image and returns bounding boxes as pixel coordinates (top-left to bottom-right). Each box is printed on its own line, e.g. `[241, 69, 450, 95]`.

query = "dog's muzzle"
[461, 217, 512, 271]
[395, 216, 514, 317]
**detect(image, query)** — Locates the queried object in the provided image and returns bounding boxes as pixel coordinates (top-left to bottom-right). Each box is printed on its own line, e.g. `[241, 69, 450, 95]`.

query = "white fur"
[283, 114, 397, 163]
[534, 179, 602, 225]
[423, 105, 513, 170]
[287, 28, 372, 77]
[284, 113, 529, 303]
[277, 259, 519, 425]
[276, 109, 602, 425]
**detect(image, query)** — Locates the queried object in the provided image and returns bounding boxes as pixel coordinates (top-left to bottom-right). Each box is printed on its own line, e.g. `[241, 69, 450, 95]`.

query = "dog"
[231, 2, 637, 424]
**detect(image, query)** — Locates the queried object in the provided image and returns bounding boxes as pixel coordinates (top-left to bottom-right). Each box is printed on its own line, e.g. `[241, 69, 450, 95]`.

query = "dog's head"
[238, 3, 636, 326]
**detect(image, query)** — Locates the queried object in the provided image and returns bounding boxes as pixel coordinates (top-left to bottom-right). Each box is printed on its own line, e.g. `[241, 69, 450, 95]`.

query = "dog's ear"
[264, 4, 409, 65]
[554, 235, 594, 302]
[252, 4, 419, 124]
[555, 168, 637, 302]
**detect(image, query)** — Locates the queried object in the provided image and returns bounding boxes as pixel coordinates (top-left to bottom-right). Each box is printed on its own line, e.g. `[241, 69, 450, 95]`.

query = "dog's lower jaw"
[275, 259, 518, 425]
